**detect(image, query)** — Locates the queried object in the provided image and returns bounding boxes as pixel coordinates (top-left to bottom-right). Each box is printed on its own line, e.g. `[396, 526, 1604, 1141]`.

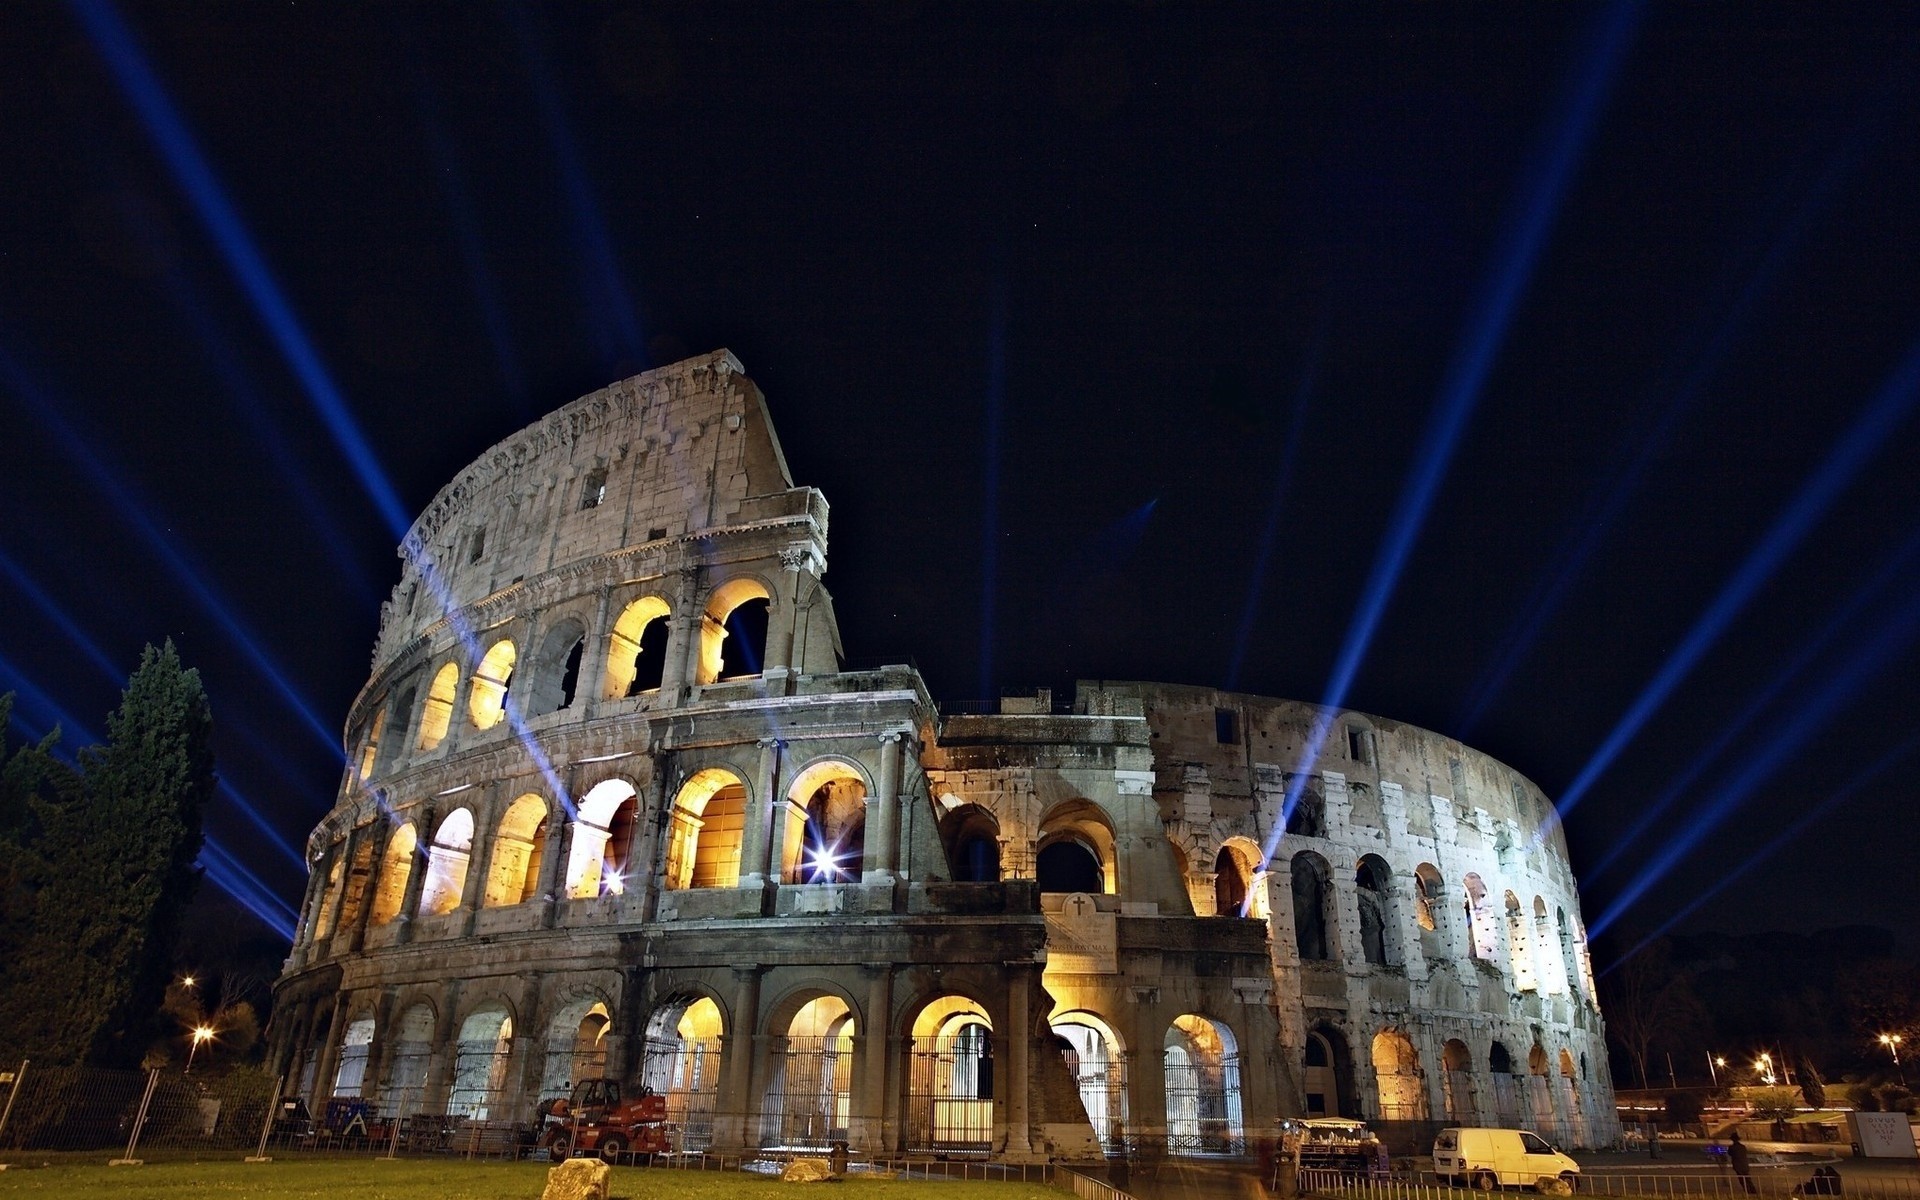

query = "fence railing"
[1313, 1170, 1920, 1200]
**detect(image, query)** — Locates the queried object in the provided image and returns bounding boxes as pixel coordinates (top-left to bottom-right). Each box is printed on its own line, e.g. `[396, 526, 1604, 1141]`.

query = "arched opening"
[1527, 1043, 1556, 1130]
[483, 795, 548, 907]
[697, 578, 773, 685]
[1533, 897, 1565, 993]
[332, 1016, 376, 1097]
[1372, 1029, 1427, 1122]
[311, 852, 345, 943]
[417, 662, 459, 750]
[1290, 851, 1334, 961]
[1490, 1041, 1522, 1125]
[1414, 863, 1444, 935]
[1356, 855, 1395, 966]
[332, 835, 376, 938]
[1164, 1015, 1243, 1156]
[1442, 1038, 1477, 1123]
[908, 996, 993, 1152]
[356, 709, 386, 781]
[1463, 873, 1497, 960]
[1574, 921, 1598, 999]
[1052, 1012, 1127, 1145]
[1556, 908, 1582, 1002]
[538, 998, 611, 1102]
[782, 761, 867, 884]
[381, 1003, 435, 1108]
[1304, 1026, 1356, 1117]
[566, 779, 639, 898]
[524, 618, 587, 716]
[370, 824, 417, 925]
[373, 687, 415, 776]
[1216, 837, 1269, 919]
[418, 808, 475, 917]
[662, 769, 748, 889]
[468, 639, 517, 731]
[939, 804, 1002, 883]
[1505, 892, 1538, 990]
[1214, 847, 1248, 917]
[1559, 1047, 1586, 1145]
[604, 595, 671, 699]
[641, 997, 723, 1151]
[762, 995, 855, 1149]
[1035, 800, 1117, 893]
[448, 1006, 514, 1120]
[1285, 781, 1326, 838]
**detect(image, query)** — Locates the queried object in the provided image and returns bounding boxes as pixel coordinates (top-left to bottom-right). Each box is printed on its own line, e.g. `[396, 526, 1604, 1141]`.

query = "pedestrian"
[1730, 1131, 1756, 1195]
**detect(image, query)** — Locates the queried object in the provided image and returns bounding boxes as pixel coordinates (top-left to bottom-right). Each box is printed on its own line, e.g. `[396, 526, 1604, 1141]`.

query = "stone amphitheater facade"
[270, 350, 1618, 1159]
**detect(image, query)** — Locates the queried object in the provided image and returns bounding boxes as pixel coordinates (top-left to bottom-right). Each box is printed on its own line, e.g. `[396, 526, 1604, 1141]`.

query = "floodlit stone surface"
[543, 1158, 610, 1200]
[783, 1159, 838, 1182]
[273, 351, 1618, 1163]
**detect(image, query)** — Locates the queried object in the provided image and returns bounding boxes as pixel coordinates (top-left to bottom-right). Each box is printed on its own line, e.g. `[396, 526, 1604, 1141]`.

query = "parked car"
[1433, 1127, 1580, 1191]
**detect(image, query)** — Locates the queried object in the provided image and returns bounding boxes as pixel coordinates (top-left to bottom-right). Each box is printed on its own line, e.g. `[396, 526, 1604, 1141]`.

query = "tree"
[0, 644, 215, 1066]
[1603, 938, 1713, 1089]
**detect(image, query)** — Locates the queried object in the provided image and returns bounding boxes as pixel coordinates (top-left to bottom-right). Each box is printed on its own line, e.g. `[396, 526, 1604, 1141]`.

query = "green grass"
[0, 1159, 1067, 1200]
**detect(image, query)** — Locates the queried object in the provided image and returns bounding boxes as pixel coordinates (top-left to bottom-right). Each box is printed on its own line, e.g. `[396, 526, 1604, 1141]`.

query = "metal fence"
[1313, 1170, 1920, 1200]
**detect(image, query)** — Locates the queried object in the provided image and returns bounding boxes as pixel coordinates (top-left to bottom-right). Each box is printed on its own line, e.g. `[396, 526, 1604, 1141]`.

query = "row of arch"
[356, 578, 778, 782]
[302, 984, 1246, 1156]
[1286, 852, 1596, 997]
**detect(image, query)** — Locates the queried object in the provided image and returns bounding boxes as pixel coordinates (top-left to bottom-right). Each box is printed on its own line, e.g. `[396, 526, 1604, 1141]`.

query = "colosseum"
[269, 349, 1618, 1160]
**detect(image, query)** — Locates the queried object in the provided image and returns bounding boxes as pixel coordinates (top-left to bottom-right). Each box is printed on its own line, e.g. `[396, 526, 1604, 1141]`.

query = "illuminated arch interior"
[483, 793, 548, 907]
[417, 661, 459, 750]
[419, 807, 475, 917]
[697, 576, 773, 685]
[604, 595, 671, 698]
[370, 823, 416, 925]
[468, 639, 517, 730]
[664, 768, 748, 889]
[782, 760, 867, 884]
[567, 779, 638, 898]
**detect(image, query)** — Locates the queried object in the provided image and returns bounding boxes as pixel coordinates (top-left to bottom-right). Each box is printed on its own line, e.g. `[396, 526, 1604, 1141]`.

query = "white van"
[1433, 1127, 1580, 1190]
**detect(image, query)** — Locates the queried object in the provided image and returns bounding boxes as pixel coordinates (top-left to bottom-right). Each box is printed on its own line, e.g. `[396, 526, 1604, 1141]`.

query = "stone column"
[738, 739, 783, 890]
[863, 732, 904, 883]
[317, 828, 362, 955]
[292, 850, 330, 964]
[360, 989, 396, 1110]
[764, 544, 812, 680]
[394, 802, 436, 945]
[346, 819, 385, 953]
[457, 793, 493, 937]
[856, 963, 893, 1154]
[1126, 991, 1166, 1147]
[714, 966, 762, 1152]
[1004, 963, 1034, 1158]
[502, 973, 543, 1121]
[308, 997, 351, 1110]
[423, 980, 464, 1114]
[538, 801, 574, 927]
[660, 567, 703, 702]
[630, 758, 672, 919]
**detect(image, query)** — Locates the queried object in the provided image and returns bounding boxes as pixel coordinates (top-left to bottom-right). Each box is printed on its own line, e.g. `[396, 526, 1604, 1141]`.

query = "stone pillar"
[764, 544, 812, 680]
[292, 851, 329, 964]
[661, 567, 703, 702]
[457, 794, 492, 937]
[1127, 993, 1166, 1147]
[346, 819, 384, 953]
[630, 758, 672, 918]
[715, 965, 762, 1151]
[863, 732, 903, 883]
[424, 980, 464, 1114]
[856, 963, 893, 1154]
[539, 801, 574, 927]
[738, 738, 783, 890]
[308, 997, 351, 1109]
[1004, 963, 1034, 1158]
[502, 973, 543, 1122]
[394, 802, 435, 945]
[360, 989, 396, 1109]
[317, 829, 362, 955]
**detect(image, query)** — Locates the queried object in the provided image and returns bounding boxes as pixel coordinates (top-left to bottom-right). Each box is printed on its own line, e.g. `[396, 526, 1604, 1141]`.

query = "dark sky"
[3, 2, 1917, 961]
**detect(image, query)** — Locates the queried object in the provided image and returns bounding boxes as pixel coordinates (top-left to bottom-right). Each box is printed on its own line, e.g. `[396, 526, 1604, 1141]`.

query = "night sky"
[3, 3, 1917, 961]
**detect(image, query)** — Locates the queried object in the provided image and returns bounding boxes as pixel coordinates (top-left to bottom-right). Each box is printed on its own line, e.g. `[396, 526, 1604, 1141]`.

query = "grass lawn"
[0, 1159, 1069, 1200]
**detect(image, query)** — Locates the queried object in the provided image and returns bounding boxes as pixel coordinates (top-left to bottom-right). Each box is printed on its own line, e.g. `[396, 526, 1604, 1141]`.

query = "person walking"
[1730, 1131, 1756, 1195]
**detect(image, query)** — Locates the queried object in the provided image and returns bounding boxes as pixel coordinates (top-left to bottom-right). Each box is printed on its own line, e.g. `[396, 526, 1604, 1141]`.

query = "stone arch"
[468, 638, 517, 730]
[1304, 1024, 1356, 1118]
[1355, 854, 1396, 966]
[1165, 1015, 1244, 1155]
[311, 851, 346, 942]
[1371, 1028, 1427, 1121]
[1490, 1040, 1523, 1125]
[567, 778, 639, 898]
[380, 999, 436, 1107]
[1505, 891, 1538, 990]
[783, 758, 869, 884]
[416, 661, 459, 750]
[1290, 850, 1335, 961]
[698, 575, 774, 684]
[1215, 837, 1265, 918]
[1463, 873, 1498, 960]
[641, 992, 726, 1151]
[538, 991, 615, 1101]
[1285, 779, 1327, 838]
[1051, 1010, 1128, 1144]
[332, 1013, 378, 1097]
[760, 990, 857, 1149]
[370, 823, 417, 925]
[372, 684, 416, 777]
[603, 594, 671, 699]
[448, 1003, 515, 1119]
[1526, 1041, 1557, 1129]
[523, 615, 588, 717]
[419, 808, 475, 917]
[1556, 907, 1582, 1001]
[939, 803, 1002, 883]
[1035, 798, 1117, 894]
[356, 707, 387, 781]
[907, 994, 995, 1152]
[1442, 1038, 1478, 1123]
[483, 793, 548, 907]
[664, 768, 750, 889]
[1533, 896, 1567, 994]
[1414, 862, 1445, 934]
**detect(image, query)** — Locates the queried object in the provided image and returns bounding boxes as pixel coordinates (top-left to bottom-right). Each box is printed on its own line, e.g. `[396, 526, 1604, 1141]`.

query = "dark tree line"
[0, 642, 215, 1067]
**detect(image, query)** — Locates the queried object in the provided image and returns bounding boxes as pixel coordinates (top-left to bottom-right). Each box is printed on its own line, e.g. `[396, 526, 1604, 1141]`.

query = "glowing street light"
[185, 1026, 214, 1074]
[1708, 1054, 1726, 1086]
[180, 975, 196, 989]
[1879, 1034, 1906, 1085]
[1755, 1052, 1776, 1086]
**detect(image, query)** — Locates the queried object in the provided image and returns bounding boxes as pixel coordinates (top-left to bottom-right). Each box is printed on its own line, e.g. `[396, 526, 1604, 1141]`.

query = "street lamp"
[1879, 1035, 1906, 1086]
[185, 1026, 214, 1074]
[1755, 1053, 1775, 1086]
[1708, 1054, 1726, 1086]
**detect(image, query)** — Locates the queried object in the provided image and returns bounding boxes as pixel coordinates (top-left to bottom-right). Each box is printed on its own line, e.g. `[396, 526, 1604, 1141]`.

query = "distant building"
[271, 350, 1616, 1158]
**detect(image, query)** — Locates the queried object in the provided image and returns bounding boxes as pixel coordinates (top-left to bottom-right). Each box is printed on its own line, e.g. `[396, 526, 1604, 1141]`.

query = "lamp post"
[1879, 1035, 1906, 1086]
[185, 1026, 214, 1074]
[1708, 1054, 1726, 1087]
[1755, 1053, 1775, 1086]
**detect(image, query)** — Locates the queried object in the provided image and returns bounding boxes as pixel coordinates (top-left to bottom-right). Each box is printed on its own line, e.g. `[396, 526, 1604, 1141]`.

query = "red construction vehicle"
[537, 1078, 672, 1163]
